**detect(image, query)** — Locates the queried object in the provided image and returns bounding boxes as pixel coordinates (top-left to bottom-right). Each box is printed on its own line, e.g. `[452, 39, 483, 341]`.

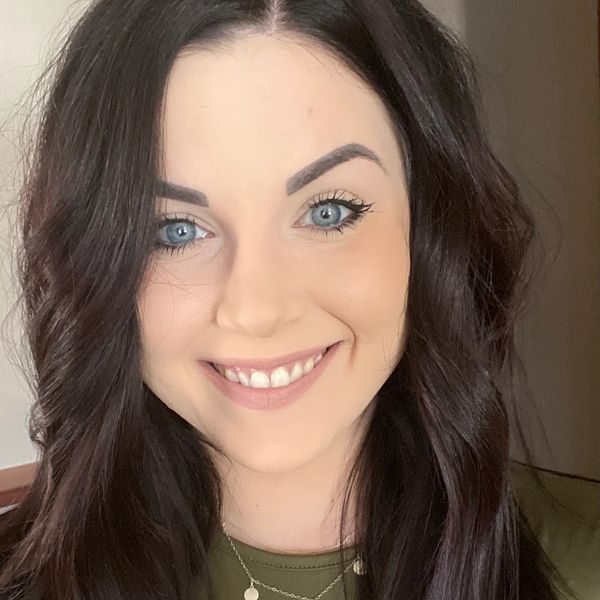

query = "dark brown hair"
[0, 0, 574, 599]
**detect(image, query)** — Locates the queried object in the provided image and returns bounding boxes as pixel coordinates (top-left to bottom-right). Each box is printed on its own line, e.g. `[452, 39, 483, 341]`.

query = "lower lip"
[197, 341, 342, 411]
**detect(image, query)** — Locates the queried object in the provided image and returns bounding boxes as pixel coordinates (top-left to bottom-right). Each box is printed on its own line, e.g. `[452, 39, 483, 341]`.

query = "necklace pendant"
[244, 582, 259, 600]
[353, 555, 367, 575]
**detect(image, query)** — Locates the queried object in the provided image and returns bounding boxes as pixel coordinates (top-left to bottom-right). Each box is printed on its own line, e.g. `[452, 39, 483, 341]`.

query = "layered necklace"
[220, 520, 367, 600]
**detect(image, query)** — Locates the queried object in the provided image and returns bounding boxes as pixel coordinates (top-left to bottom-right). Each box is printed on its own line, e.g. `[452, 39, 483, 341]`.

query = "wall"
[461, 0, 600, 479]
[0, 0, 91, 469]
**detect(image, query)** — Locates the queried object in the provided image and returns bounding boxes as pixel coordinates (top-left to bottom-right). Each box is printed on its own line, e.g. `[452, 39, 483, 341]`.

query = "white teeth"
[269, 366, 291, 388]
[224, 368, 240, 383]
[289, 362, 303, 383]
[303, 356, 315, 373]
[249, 371, 270, 388]
[213, 349, 326, 389]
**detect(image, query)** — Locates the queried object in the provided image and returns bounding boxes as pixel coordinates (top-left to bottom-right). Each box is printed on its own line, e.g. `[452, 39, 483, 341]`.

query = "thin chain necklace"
[222, 518, 357, 553]
[221, 520, 367, 600]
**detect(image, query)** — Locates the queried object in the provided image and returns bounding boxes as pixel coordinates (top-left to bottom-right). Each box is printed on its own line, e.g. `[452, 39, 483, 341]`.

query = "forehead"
[160, 33, 403, 187]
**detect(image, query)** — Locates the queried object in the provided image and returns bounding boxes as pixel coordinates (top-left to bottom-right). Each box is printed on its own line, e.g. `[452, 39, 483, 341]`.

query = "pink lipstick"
[197, 341, 342, 410]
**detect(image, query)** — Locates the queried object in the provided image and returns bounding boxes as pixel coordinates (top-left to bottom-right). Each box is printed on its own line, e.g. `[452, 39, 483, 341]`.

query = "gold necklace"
[221, 521, 367, 600]
[222, 518, 357, 554]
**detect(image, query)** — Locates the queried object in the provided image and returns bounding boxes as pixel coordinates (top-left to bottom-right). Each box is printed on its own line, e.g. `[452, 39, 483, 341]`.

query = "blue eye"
[155, 216, 210, 256]
[154, 188, 374, 256]
[304, 189, 373, 234]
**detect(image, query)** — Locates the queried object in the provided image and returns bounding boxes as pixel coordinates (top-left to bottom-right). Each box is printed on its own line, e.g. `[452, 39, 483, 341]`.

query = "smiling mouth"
[208, 342, 339, 388]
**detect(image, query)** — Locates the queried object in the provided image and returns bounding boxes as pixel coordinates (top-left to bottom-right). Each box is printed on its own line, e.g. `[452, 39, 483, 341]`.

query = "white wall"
[0, 0, 92, 469]
[1, 1, 599, 478]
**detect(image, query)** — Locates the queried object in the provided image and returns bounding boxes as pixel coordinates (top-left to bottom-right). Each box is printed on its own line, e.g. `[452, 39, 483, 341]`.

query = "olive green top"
[4, 461, 599, 599]
[200, 461, 600, 600]
[204, 520, 361, 600]
[508, 461, 600, 600]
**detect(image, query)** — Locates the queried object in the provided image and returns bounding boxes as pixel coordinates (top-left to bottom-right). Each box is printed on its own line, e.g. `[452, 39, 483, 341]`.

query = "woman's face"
[137, 33, 410, 474]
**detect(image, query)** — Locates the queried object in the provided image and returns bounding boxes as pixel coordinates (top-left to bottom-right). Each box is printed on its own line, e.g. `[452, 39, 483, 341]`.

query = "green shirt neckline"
[213, 526, 360, 570]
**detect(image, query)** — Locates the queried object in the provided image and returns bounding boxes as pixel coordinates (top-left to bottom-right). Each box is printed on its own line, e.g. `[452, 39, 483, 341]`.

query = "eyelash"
[154, 188, 374, 256]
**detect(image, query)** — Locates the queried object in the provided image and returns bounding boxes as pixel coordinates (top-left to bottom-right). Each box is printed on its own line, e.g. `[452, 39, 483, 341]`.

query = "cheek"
[319, 228, 410, 346]
[137, 273, 216, 415]
[137, 265, 213, 356]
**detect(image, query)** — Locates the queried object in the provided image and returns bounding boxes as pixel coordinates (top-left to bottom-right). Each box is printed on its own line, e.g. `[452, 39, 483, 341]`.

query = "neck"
[211, 411, 370, 554]
[220, 520, 357, 555]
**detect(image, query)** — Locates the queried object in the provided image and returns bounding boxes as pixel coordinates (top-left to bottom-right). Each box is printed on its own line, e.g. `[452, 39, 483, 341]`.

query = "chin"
[222, 434, 328, 475]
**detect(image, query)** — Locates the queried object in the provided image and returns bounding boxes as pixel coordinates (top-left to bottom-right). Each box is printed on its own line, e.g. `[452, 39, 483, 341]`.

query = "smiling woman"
[138, 38, 412, 528]
[0, 1, 597, 600]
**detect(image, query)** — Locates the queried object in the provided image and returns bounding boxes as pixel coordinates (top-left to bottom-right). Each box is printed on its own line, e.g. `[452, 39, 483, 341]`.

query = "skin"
[137, 32, 411, 553]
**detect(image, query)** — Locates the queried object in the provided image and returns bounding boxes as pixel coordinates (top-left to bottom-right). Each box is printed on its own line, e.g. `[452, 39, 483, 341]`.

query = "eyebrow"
[156, 142, 386, 207]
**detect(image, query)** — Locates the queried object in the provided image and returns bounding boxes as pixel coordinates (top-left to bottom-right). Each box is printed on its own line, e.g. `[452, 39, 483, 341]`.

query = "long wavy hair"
[0, 1, 575, 599]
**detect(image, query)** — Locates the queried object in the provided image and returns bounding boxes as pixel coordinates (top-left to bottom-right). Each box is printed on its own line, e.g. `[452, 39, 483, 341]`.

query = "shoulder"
[508, 460, 600, 600]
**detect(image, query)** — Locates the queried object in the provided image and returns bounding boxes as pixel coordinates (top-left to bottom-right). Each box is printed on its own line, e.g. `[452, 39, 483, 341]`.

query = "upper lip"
[205, 342, 336, 371]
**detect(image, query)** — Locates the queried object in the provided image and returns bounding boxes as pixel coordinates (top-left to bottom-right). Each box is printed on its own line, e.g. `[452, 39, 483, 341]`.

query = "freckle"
[307, 107, 314, 116]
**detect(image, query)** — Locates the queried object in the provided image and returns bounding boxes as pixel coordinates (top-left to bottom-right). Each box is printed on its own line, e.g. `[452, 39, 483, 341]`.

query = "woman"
[0, 0, 597, 599]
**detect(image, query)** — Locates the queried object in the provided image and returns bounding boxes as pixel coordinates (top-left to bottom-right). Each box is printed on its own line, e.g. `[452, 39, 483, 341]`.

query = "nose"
[213, 238, 303, 339]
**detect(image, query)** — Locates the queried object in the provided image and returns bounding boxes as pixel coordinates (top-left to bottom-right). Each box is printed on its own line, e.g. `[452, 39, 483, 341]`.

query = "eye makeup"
[153, 188, 374, 256]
